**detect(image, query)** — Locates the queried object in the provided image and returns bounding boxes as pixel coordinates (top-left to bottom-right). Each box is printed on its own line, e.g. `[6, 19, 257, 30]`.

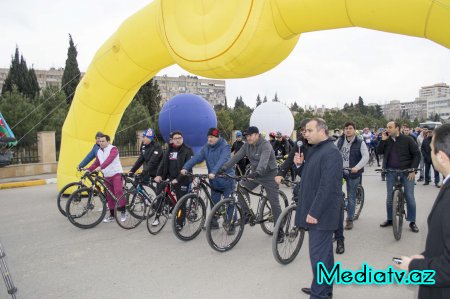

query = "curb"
[0, 178, 57, 190]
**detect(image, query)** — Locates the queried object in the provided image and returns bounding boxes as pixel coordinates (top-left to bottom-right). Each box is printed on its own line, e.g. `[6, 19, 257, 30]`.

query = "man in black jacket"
[128, 128, 163, 183]
[396, 123, 450, 299]
[377, 121, 421, 232]
[422, 130, 441, 187]
[231, 130, 248, 175]
[296, 118, 343, 299]
[153, 131, 193, 227]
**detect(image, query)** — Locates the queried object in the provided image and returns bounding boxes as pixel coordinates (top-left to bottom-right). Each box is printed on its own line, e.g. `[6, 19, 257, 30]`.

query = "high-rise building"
[154, 75, 226, 107]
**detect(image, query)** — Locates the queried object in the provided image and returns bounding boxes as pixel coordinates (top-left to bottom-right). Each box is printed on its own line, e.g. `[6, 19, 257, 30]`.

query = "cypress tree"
[61, 34, 81, 104]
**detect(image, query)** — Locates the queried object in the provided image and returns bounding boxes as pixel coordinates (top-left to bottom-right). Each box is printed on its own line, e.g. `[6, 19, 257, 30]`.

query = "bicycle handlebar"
[375, 168, 418, 174]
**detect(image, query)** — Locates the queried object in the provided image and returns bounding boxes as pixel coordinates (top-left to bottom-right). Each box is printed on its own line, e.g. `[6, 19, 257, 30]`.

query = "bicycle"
[146, 180, 178, 235]
[170, 173, 214, 241]
[342, 168, 365, 221]
[57, 170, 131, 217]
[65, 170, 130, 229]
[375, 168, 418, 240]
[272, 180, 305, 265]
[276, 155, 294, 186]
[113, 174, 157, 230]
[0, 242, 17, 299]
[205, 174, 289, 252]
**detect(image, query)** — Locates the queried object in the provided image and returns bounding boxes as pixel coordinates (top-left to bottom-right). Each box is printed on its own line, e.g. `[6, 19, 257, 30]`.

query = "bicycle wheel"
[206, 197, 245, 252]
[353, 185, 365, 220]
[57, 181, 84, 217]
[65, 187, 106, 229]
[171, 193, 206, 241]
[259, 190, 289, 235]
[114, 189, 147, 229]
[392, 189, 404, 240]
[146, 195, 169, 235]
[272, 204, 305, 265]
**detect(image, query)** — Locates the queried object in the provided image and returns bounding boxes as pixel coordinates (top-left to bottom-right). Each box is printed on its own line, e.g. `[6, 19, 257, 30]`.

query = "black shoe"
[227, 224, 236, 235]
[409, 222, 419, 233]
[175, 224, 183, 232]
[301, 287, 332, 298]
[336, 240, 345, 254]
[417, 178, 424, 182]
[277, 229, 285, 244]
[380, 220, 393, 227]
[423, 182, 430, 185]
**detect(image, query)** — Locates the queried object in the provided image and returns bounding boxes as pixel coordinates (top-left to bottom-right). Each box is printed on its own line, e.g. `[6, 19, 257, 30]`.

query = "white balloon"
[250, 102, 294, 138]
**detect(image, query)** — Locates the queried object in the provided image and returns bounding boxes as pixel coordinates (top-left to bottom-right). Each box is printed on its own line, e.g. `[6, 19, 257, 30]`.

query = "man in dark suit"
[396, 123, 450, 298]
[296, 118, 343, 299]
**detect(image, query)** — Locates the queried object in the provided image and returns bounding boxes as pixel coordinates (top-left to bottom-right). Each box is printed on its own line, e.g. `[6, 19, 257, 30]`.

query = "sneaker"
[344, 220, 353, 230]
[380, 220, 392, 227]
[409, 222, 419, 233]
[152, 218, 160, 226]
[120, 212, 128, 222]
[277, 229, 285, 244]
[103, 215, 115, 223]
[175, 223, 183, 232]
[227, 224, 236, 235]
[336, 239, 345, 254]
[210, 217, 219, 230]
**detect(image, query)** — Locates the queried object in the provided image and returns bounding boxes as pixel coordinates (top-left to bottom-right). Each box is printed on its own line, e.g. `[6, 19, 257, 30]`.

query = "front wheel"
[259, 190, 289, 235]
[171, 193, 206, 241]
[206, 197, 245, 252]
[272, 204, 305, 265]
[57, 182, 84, 217]
[114, 188, 148, 230]
[392, 189, 404, 241]
[146, 194, 169, 235]
[65, 187, 106, 229]
[353, 185, 365, 220]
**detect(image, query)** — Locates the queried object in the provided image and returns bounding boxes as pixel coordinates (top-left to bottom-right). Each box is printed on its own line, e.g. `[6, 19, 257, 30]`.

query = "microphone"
[297, 140, 303, 154]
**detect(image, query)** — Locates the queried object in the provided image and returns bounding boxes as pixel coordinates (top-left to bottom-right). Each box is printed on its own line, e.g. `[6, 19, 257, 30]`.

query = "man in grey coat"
[221, 126, 283, 243]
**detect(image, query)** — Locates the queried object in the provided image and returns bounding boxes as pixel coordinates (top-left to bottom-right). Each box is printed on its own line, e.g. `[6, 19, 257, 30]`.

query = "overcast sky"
[1, 0, 449, 109]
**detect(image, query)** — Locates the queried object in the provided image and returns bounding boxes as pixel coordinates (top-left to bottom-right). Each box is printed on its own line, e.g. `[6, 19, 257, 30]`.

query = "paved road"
[0, 166, 441, 299]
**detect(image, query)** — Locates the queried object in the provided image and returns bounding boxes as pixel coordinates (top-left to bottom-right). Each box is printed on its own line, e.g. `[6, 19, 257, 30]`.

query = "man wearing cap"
[231, 130, 249, 176]
[77, 131, 104, 171]
[181, 128, 235, 228]
[273, 131, 292, 158]
[154, 131, 194, 227]
[221, 126, 283, 243]
[128, 128, 163, 183]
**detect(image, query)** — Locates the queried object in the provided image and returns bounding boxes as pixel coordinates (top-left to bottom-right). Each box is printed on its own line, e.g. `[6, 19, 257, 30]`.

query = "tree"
[135, 78, 162, 119]
[290, 102, 299, 112]
[256, 94, 262, 107]
[2, 47, 39, 98]
[61, 34, 81, 104]
[234, 96, 246, 109]
[273, 93, 279, 102]
[263, 96, 267, 103]
[216, 109, 234, 141]
[116, 97, 152, 145]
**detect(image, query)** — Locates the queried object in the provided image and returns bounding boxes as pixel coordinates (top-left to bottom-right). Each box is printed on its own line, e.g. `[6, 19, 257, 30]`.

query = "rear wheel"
[206, 197, 245, 252]
[57, 182, 84, 217]
[272, 204, 305, 265]
[65, 187, 106, 229]
[392, 189, 404, 241]
[171, 193, 206, 241]
[353, 185, 365, 220]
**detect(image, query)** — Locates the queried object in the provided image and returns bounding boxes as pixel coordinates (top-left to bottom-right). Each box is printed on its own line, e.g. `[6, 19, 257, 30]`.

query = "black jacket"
[157, 143, 193, 185]
[129, 141, 163, 179]
[421, 136, 433, 164]
[295, 139, 343, 230]
[377, 134, 420, 170]
[409, 179, 450, 298]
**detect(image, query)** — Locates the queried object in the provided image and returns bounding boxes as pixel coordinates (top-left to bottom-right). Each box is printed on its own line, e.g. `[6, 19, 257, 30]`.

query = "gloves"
[76, 166, 82, 171]
[127, 172, 134, 177]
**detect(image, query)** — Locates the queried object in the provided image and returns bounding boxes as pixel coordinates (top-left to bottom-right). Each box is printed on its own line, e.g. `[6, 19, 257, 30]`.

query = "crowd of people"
[76, 118, 449, 299]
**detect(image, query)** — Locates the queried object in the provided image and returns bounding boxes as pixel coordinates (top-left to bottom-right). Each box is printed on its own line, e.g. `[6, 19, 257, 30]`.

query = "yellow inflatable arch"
[57, 0, 450, 188]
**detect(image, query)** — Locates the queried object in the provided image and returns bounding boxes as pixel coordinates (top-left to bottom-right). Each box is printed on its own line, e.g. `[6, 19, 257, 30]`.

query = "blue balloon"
[158, 94, 217, 153]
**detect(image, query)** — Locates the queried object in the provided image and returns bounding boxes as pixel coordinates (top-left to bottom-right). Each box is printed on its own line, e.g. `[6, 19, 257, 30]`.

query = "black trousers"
[308, 229, 334, 299]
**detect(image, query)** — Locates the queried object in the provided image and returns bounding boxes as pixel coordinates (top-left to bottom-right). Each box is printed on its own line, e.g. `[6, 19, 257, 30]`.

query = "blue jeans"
[209, 178, 234, 205]
[345, 176, 360, 221]
[386, 172, 416, 222]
